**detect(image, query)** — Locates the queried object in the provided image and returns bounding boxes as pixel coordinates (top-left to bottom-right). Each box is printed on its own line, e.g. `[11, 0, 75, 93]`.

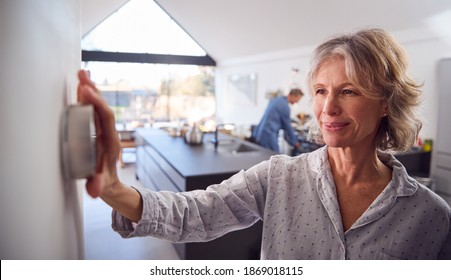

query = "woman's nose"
[322, 95, 341, 116]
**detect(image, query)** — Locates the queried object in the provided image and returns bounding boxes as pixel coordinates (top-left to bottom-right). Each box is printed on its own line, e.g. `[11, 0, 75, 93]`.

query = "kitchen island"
[135, 128, 276, 259]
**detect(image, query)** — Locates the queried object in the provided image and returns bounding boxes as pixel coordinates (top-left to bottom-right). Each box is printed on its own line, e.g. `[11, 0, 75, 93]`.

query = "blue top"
[252, 96, 297, 152]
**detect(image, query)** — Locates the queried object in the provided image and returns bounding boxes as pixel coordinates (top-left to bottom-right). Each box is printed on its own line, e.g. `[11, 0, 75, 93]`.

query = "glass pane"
[82, 0, 206, 56]
[83, 62, 216, 130]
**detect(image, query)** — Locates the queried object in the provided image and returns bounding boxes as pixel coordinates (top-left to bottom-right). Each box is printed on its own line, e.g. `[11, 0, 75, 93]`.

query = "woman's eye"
[315, 89, 326, 95]
[342, 89, 357, 95]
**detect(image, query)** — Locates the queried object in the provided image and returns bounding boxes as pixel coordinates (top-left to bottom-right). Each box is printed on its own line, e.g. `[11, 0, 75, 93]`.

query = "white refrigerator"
[432, 58, 451, 199]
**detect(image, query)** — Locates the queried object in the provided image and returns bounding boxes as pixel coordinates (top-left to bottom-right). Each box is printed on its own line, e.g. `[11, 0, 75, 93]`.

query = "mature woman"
[78, 28, 450, 259]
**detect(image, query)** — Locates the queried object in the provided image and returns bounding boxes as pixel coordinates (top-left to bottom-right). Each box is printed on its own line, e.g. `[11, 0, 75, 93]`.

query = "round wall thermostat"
[61, 104, 96, 179]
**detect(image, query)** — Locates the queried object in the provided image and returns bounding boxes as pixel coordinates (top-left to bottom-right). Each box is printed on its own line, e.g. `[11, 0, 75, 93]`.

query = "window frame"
[82, 50, 216, 66]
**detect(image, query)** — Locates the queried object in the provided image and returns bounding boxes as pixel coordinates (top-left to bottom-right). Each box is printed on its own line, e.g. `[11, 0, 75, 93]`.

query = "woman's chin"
[323, 138, 346, 147]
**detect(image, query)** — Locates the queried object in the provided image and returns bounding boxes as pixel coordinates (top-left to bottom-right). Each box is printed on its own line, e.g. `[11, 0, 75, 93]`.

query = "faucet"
[211, 123, 235, 150]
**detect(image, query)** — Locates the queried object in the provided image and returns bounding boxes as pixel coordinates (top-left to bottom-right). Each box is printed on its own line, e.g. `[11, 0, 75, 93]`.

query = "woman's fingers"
[85, 173, 104, 198]
[77, 70, 97, 92]
[76, 69, 121, 198]
[77, 73, 119, 148]
[78, 83, 119, 147]
[77, 70, 96, 103]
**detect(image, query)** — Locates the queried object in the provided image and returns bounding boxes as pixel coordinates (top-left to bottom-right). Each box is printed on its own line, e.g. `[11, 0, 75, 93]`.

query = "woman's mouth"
[322, 122, 349, 132]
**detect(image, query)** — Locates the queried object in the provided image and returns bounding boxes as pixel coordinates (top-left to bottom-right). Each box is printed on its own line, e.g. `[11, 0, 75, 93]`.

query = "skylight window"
[81, 0, 206, 56]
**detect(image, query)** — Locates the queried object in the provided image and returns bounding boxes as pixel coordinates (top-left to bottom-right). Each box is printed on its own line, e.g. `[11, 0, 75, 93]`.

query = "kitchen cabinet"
[135, 128, 275, 259]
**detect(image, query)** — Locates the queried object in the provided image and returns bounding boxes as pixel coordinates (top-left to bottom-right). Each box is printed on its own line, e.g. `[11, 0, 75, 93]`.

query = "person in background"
[77, 28, 450, 259]
[252, 88, 303, 153]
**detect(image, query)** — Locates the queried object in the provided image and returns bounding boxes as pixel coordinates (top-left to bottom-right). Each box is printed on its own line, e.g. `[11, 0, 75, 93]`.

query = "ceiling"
[83, 0, 451, 62]
[82, 0, 129, 35]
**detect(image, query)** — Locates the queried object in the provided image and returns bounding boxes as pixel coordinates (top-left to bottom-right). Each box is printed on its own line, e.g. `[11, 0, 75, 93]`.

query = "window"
[84, 62, 215, 129]
[82, 0, 205, 55]
[82, 0, 216, 130]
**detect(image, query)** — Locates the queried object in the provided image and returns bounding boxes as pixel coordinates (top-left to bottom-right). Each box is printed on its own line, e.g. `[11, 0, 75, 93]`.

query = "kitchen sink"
[216, 142, 260, 154]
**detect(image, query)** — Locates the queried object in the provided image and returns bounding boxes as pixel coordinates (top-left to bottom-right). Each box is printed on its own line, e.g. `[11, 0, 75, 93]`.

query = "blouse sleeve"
[438, 209, 451, 259]
[111, 159, 270, 243]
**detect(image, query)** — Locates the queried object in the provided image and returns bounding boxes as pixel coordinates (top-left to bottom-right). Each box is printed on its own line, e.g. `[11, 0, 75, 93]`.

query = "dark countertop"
[136, 128, 276, 178]
[391, 148, 431, 178]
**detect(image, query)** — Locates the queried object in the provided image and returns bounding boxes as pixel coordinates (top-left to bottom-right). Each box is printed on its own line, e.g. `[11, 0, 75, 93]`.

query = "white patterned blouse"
[112, 146, 451, 259]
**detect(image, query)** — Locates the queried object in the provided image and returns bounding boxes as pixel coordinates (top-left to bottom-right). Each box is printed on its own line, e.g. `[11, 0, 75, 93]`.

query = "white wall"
[0, 0, 83, 259]
[398, 28, 451, 140]
[216, 28, 451, 142]
[216, 47, 313, 129]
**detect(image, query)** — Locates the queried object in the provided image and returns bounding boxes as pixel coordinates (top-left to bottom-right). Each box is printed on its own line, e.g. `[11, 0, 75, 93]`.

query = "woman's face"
[312, 56, 387, 149]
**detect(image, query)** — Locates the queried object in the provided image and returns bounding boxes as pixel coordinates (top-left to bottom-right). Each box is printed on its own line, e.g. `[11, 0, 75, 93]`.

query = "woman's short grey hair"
[306, 28, 422, 152]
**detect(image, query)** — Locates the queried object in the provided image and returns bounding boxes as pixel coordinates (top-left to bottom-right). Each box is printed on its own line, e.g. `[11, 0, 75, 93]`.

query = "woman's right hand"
[77, 70, 143, 222]
[77, 70, 121, 198]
